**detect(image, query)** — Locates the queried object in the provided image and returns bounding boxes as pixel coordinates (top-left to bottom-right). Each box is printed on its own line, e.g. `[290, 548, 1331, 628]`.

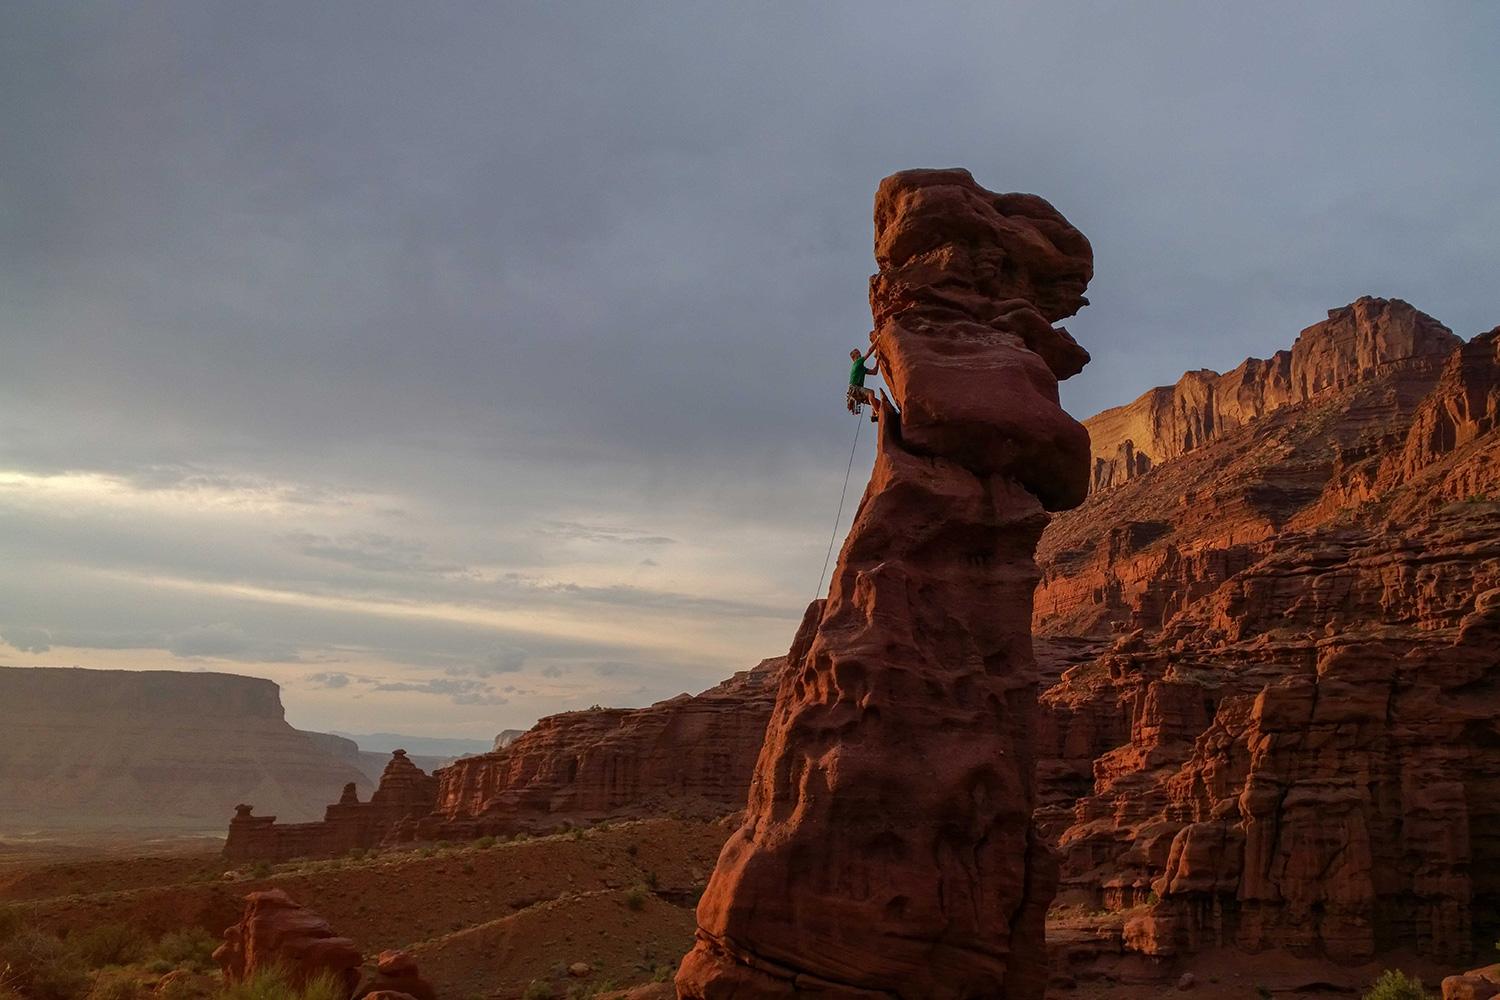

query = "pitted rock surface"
[676, 168, 1095, 999]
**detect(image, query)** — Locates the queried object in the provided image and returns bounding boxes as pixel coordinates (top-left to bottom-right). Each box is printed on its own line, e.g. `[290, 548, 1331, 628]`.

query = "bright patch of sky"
[2, 2, 1497, 736]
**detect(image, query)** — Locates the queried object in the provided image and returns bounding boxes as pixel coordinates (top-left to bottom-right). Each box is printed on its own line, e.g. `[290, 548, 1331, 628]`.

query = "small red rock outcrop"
[677, 168, 1095, 999]
[1443, 963, 1500, 1000]
[225, 749, 437, 862]
[214, 889, 362, 997]
[355, 950, 436, 1000]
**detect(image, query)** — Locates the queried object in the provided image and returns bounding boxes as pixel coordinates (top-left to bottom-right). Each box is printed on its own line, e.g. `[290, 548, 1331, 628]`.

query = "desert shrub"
[475, 836, 495, 850]
[0, 929, 89, 1000]
[435, 842, 451, 851]
[642, 871, 658, 890]
[623, 885, 648, 912]
[513, 833, 530, 844]
[70, 925, 147, 969]
[1362, 970, 1432, 1000]
[520, 981, 552, 1000]
[214, 967, 343, 1000]
[248, 864, 272, 880]
[651, 964, 674, 983]
[152, 929, 216, 970]
[418, 847, 435, 859]
[345, 849, 365, 861]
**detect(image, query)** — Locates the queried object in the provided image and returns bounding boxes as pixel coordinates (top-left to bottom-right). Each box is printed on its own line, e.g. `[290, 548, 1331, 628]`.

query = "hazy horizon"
[3, 3, 1497, 737]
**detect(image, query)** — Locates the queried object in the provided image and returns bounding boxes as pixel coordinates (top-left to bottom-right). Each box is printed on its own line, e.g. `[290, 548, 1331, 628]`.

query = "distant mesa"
[491, 729, 525, 751]
[0, 666, 371, 832]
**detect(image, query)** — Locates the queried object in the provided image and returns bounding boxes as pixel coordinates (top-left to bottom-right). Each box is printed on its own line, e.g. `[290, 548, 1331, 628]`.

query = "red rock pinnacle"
[675, 168, 1094, 999]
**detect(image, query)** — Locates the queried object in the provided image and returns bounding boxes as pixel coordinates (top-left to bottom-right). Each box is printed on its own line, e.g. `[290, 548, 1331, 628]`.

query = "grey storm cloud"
[1, 2, 1497, 735]
[2, 626, 54, 654]
[372, 677, 509, 706]
[305, 671, 354, 689]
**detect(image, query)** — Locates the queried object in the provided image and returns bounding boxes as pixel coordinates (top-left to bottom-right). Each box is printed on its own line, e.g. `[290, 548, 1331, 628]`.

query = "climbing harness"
[814, 411, 864, 600]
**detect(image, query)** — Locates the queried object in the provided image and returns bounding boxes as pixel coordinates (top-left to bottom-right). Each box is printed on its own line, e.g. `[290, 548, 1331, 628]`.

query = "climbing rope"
[814, 413, 864, 600]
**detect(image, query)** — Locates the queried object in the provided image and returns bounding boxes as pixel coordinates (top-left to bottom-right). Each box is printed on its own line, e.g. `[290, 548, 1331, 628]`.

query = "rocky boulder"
[214, 889, 362, 997]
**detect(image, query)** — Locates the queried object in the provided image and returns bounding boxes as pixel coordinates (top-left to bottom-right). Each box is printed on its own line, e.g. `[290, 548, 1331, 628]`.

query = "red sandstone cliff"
[1034, 312, 1500, 967]
[0, 667, 370, 831]
[426, 658, 783, 837]
[1085, 297, 1459, 492]
[225, 748, 438, 862]
[222, 659, 783, 859]
[677, 168, 1094, 999]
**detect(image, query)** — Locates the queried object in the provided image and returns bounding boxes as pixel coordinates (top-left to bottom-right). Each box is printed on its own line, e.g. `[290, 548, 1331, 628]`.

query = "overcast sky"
[2, 3, 1497, 739]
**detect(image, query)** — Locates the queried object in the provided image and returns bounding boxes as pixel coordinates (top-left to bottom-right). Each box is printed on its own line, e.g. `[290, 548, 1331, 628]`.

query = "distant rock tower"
[676, 169, 1095, 999]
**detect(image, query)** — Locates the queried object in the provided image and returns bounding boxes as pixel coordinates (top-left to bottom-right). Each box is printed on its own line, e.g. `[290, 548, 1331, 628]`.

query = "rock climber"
[846, 334, 884, 421]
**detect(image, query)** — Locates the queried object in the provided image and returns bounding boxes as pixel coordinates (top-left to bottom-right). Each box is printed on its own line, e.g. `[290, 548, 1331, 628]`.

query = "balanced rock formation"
[423, 658, 783, 838]
[214, 889, 362, 997]
[225, 749, 438, 862]
[0, 667, 370, 831]
[1034, 309, 1500, 965]
[677, 168, 1095, 998]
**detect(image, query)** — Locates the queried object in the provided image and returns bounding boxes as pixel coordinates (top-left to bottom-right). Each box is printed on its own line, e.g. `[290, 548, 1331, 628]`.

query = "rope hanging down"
[813, 414, 864, 601]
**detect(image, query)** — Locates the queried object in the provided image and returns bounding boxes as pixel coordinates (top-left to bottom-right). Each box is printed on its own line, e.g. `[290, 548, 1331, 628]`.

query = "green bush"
[623, 885, 648, 912]
[1362, 970, 1432, 1000]
[652, 964, 674, 983]
[248, 863, 272, 880]
[520, 981, 553, 1000]
[214, 966, 344, 1000]
[70, 925, 147, 969]
[0, 929, 89, 1000]
[475, 836, 496, 850]
[84, 969, 144, 1000]
[152, 928, 217, 970]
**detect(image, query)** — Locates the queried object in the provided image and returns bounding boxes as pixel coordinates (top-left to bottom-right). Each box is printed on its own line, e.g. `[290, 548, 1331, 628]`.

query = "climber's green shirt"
[849, 356, 867, 387]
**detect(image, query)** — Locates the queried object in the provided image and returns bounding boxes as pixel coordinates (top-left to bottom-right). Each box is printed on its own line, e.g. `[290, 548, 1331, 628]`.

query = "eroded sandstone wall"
[1035, 317, 1500, 965]
[423, 658, 784, 837]
[224, 749, 437, 862]
[1085, 298, 1459, 493]
[677, 168, 1095, 999]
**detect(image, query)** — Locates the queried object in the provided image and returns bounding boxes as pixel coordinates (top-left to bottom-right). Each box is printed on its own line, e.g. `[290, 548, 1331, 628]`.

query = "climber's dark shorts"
[846, 385, 873, 414]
